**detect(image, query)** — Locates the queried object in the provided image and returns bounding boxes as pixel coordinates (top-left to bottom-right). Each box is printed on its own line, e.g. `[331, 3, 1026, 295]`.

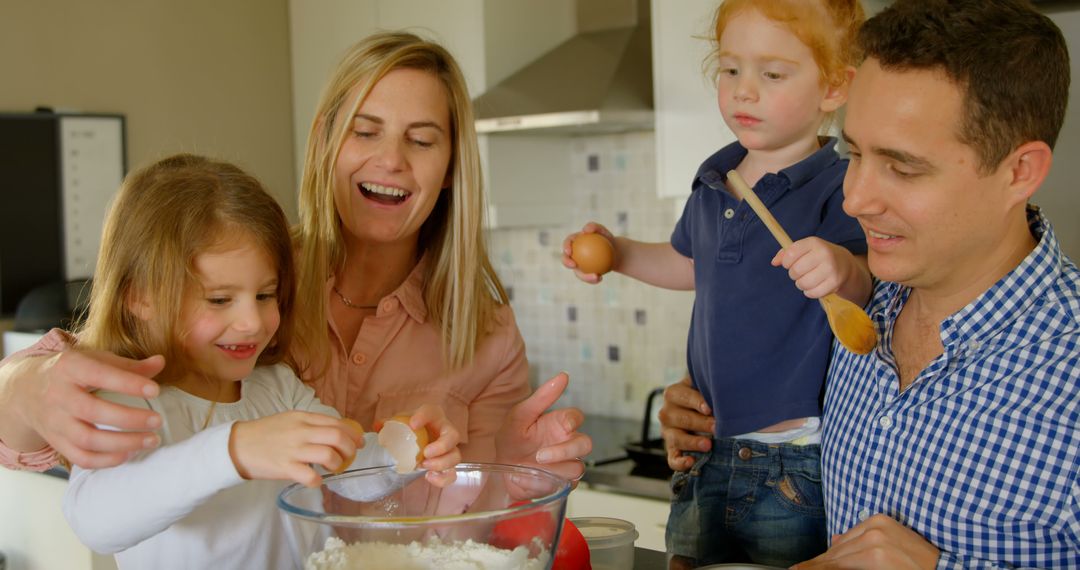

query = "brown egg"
[571, 233, 615, 275]
[333, 418, 366, 474]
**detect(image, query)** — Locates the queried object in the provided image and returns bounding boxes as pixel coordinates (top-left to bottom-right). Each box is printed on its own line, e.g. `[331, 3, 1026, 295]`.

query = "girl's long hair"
[77, 154, 297, 384]
[293, 31, 507, 375]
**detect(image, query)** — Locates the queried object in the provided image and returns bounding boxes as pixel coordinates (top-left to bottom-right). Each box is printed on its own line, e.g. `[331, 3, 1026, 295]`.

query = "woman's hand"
[0, 349, 165, 468]
[229, 411, 364, 487]
[376, 404, 463, 482]
[496, 372, 592, 483]
[658, 376, 714, 472]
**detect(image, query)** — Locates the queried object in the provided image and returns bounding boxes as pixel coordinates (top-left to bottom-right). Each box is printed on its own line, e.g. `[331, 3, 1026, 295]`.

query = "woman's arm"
[0, 329, 163, 469]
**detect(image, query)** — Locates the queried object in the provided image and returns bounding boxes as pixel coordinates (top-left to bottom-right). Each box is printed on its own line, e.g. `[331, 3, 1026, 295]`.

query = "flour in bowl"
[304, 536, 550, 570]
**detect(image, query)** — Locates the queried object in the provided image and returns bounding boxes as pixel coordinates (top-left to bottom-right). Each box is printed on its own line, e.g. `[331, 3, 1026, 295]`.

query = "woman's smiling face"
[333, 67, 453, 248]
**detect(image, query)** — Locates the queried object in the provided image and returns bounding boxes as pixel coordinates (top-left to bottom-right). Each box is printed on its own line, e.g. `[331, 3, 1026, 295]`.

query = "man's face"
[842, 58, 1016, 295]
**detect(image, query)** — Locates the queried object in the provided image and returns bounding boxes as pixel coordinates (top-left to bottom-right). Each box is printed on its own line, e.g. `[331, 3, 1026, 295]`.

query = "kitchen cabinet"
[0, 469, 117, 570]
[651, 0, 736, 199]
[566, 485, 669, 552]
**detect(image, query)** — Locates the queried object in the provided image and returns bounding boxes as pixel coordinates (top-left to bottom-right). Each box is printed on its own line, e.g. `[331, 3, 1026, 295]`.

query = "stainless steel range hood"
[473, 0, 653, 135]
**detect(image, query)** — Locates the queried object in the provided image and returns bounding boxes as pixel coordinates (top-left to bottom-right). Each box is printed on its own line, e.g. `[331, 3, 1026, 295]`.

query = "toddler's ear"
[126, 288, 155, 321]
[821, 66, 857, 113]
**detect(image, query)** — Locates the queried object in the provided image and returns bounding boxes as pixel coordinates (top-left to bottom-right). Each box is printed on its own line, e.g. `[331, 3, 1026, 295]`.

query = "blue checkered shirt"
[822, 208, 1080, 569]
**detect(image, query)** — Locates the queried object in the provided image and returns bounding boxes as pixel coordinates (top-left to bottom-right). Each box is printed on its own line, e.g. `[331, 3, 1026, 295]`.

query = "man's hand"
[792, 514, 940, 569]
[496, 372, 592, 483]
[657, 376, 714, 471]
[0, 349, 164, 468]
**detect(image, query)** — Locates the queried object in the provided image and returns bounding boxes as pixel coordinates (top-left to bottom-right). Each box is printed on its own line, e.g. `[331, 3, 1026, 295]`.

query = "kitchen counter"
[635, 546, 668, 569]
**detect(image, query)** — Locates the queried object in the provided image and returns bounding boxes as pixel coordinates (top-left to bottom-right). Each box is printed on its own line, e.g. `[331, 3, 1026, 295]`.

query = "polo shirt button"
[878, 415, 893, 429]
[723, 208, 735, 219]
[738, 447, 752, 461]
[351, 353, 366, 365]
[858, 508, 871, 521]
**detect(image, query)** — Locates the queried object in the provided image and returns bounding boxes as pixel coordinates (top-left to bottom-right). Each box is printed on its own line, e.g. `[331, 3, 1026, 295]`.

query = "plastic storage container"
[570, 516, 639, 570]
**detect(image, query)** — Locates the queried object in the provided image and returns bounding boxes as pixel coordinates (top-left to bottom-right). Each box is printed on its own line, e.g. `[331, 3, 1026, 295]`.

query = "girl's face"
[715, 9, 842, 153]
[178, 236, 281, 387]
[333, 68, 453, 249]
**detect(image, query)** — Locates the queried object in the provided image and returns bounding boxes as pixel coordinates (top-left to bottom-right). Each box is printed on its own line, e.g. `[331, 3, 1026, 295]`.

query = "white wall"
[1041, 8, 1080, 259]
[0, 0, 297, 220]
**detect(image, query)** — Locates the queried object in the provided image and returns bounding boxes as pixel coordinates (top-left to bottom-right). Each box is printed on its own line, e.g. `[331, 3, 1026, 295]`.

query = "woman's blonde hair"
[709, 0, 865, 89]
[293, 31, 507, 374]
[77, 154, 297, 384]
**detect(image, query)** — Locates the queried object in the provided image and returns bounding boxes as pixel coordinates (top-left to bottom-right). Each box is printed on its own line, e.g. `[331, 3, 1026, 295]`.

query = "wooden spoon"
[725, 170, 877, 355]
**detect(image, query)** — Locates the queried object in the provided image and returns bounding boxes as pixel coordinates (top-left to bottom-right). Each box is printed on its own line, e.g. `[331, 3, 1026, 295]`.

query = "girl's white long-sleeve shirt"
[62, 364, 392, 570]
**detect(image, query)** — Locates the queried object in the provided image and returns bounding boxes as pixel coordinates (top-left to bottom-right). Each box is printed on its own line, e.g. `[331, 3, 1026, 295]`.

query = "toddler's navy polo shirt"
[671, 138, 866, 437]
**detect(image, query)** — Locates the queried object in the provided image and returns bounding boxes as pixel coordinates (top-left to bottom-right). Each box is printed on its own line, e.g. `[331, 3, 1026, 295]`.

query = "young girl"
[61, 154, 461, 569]
[563, 0, 868, 566]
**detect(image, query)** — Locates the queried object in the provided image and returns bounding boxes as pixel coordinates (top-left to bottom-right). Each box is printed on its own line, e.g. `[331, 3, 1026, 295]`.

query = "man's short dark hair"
[858, 0, 1069, 173]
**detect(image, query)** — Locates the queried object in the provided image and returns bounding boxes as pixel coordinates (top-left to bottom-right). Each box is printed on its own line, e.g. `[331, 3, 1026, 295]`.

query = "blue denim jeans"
[665, 439, 827, 567]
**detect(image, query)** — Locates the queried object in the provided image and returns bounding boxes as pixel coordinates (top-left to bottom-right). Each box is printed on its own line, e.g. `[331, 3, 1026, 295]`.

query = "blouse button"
[351, 353, 367, 366]
[723, 208, 735, 220]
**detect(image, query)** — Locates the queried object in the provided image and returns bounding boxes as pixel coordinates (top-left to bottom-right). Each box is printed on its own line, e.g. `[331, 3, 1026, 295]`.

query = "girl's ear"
[126, 288, 155, 322]
[821, 66, 856, 113]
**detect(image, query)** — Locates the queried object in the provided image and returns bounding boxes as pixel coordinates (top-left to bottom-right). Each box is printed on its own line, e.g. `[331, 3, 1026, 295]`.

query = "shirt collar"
[942, 206, 1062, 346]
[326, 255, 429, 324]
[873, 206, 1063, 349]
[695, 137, 841, 191]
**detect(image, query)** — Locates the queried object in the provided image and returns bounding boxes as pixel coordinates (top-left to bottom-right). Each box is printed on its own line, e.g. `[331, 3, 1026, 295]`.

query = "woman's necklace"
[332, 285, 378, 309]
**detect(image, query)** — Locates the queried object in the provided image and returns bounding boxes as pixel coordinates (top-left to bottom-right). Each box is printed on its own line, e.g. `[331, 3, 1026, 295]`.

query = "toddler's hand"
[375, 404, 461, 485]
[561, 222, 616, 284]
[771, 237, 855, 299]
[229, 411, 364, 487]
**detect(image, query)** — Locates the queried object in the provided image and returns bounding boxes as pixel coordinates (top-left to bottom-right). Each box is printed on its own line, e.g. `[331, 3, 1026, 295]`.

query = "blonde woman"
[0, 32, 590, 480]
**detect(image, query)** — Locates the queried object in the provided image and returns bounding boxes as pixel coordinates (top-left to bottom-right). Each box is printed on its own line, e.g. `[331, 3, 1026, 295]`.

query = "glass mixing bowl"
[278, 462, 572, 570]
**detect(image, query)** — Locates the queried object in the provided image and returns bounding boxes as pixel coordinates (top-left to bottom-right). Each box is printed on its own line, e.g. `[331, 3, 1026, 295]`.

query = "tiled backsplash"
[489, 132, 694, 420]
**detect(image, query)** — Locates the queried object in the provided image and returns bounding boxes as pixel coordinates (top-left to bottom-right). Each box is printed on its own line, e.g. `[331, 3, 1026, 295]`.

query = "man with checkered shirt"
[661, 1, 1079, 568]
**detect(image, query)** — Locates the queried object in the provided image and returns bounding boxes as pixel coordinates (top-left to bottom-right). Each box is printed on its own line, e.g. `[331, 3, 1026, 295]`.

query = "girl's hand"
[228, 411, 364, 487]
[375, 404, 462, 483]
[561, 222, 617, 284]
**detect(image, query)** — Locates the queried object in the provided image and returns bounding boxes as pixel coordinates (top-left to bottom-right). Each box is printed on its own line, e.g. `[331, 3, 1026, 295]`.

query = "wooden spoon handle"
[725, 170, 794, 248]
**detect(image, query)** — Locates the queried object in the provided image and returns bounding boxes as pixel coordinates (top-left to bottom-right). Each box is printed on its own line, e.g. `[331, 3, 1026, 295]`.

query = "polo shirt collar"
[693, 137, 841, 191]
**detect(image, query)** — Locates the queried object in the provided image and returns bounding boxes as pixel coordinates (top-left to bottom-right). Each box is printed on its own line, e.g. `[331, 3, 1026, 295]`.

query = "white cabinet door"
[651, 0, 736, 199]
[566, 485, 670, 552]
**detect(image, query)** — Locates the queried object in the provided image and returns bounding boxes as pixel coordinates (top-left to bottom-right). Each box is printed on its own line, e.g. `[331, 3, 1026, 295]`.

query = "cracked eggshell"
[378, 416, 429, 473]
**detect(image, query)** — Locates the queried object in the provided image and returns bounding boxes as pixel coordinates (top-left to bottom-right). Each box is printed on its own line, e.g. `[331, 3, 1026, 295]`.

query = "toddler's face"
[179, 236, 281, 387]
[715, 8, 834, 153]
